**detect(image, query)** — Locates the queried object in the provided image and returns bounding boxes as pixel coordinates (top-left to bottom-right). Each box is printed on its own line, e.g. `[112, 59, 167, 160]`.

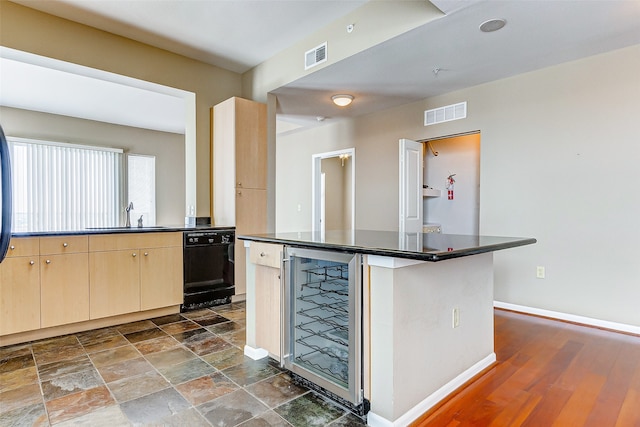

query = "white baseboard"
[243, 345, 268, 360]
[494, 301, 640, 335]
[367, 353, 496, 427]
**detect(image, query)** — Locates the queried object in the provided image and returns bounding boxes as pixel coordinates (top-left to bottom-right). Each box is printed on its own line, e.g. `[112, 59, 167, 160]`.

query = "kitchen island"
[239, 230, 535, 427]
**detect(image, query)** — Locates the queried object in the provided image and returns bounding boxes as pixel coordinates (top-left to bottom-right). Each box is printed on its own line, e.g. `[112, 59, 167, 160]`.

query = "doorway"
[312, 148, 355, 234]
[422, 133, 480, 234]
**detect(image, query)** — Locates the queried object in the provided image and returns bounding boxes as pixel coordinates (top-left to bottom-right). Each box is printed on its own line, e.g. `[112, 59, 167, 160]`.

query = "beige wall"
[276, 120, 357, 232]
[0, 106, 185, 226]
[0, 1, 242, 218]
[276, 44, 640, 327]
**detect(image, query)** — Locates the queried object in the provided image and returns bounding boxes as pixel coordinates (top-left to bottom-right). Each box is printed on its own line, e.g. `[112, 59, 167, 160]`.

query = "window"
[9, 137, 123, 232]
[127, 154, 156, 226]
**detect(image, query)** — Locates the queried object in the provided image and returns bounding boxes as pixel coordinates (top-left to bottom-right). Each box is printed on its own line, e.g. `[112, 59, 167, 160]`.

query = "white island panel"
[368, 252, 495, 425]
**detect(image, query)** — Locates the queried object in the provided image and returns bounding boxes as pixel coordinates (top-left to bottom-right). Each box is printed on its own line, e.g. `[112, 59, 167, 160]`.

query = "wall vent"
[424, 102, 467, 126]
[305, 42, 327, 70]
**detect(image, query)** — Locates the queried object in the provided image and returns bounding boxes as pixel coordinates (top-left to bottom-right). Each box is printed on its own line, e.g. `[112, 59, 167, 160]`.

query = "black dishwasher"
[182, 229, 235, 311]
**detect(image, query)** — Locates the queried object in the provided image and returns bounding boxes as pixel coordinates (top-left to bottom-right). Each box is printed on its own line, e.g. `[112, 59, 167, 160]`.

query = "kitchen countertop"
[12, 224, 235, 238]
[238, 230, 536, 262]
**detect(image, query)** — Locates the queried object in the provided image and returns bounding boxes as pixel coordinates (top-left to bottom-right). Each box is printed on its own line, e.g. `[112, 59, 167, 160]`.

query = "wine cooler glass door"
[283, 247, 362, 406]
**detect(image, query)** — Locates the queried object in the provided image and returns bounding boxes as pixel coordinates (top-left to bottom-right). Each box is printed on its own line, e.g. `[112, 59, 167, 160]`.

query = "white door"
[399, 139, 423, 233]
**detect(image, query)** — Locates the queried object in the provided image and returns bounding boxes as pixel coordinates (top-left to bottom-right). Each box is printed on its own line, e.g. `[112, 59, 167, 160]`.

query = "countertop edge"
[12, 225, 235, 238]
[238, 233, 537, 262]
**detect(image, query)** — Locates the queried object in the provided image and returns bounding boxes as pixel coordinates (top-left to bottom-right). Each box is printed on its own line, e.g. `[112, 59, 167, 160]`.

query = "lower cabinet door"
[255, 264, 281, 358]
[140, 246, 183, 311]
[40, 253, 89, 328]
[89, 250, 140, 319]
[0, 257, 40, 335]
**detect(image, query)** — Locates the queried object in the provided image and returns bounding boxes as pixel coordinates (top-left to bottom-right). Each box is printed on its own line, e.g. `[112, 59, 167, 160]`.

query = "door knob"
[132, 253, 137, 257]
[45, 259, 51, 264]
[30, 260, 35, 265]
[144, 252, 149, 256]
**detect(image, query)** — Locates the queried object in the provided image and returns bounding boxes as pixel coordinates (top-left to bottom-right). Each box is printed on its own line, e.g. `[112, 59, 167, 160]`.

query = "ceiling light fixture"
[332, 94, 354, 107]
[479, 18, 506, 33]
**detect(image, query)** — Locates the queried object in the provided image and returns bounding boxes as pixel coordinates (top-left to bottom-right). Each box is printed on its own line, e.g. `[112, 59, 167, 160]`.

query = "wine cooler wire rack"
[294, 340, 349, 384]
[294, 262, 350, 386]
[297, 296, 348, 317]
[302, 264, 349, 281]
[296, 318, 348, 347]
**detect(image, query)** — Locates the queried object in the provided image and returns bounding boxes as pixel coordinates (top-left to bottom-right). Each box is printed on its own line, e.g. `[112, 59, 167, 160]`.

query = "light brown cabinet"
[233, 99, 267, 189]
[140, 246, 183, 311]
[89, 232, 182, 319]
[40, 236, 90, 327]
[212, 97, 268, 298]
[1, 232, 183, 343]
[250, 242, 282, 357]
[0, 239, 40, 335]
[235, 188, 267, 234]
[89, 249, 140, 319]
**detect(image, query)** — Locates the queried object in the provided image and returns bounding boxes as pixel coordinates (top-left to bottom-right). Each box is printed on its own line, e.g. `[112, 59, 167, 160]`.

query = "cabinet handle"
[237, 181, 242, 187]
[132, 253, 137, 257]
[45, 259, 51, 264]
[260, 252, 266, 257]
[10, 245, 15, 250]
[63, 242, 68, 247]
[30, 260, 35, 265]
[144, 252, 149, 256]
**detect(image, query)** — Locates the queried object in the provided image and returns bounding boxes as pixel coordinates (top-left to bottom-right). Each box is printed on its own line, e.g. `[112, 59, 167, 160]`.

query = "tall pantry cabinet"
[212, 97, 267, 297]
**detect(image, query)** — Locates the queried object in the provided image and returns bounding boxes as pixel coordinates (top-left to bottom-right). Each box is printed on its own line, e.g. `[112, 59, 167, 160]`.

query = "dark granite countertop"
[238, 230, 536, 262]
[12, 224, 235, 238]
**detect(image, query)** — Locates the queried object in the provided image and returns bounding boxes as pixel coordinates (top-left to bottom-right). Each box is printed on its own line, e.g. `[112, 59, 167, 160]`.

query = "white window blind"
[9, 137, 123, 232]
[127, 154, 156, 226]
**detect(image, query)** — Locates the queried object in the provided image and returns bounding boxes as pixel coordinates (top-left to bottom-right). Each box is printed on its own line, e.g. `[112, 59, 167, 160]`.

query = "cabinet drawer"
[249, 242, 282, 269]
[6, 238, 39, 257]
[89, 232, 182, 251]
[40, 235, 88, 255]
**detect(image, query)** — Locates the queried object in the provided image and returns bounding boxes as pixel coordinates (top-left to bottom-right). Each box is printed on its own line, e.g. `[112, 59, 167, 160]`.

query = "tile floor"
[0, 302, 367, 426]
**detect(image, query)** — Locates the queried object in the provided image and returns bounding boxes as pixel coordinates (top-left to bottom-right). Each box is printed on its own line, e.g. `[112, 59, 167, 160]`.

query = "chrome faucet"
[125, 202, 134, 227]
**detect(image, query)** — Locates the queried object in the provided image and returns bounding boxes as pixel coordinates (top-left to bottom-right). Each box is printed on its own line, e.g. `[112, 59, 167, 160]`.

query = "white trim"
[367, 255, 424, 269]
[494, 301, 640, 335]
[243, 345, 268, 360]
[367, 353, 496, 427]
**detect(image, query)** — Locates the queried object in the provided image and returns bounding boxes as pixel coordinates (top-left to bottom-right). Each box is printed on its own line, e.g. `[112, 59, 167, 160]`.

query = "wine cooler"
[282, 247, 368, 415]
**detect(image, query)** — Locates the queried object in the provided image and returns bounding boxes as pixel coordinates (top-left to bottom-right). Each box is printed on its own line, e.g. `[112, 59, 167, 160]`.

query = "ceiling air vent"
[424, 102, 467, 126]
[305, 42, 327, 70]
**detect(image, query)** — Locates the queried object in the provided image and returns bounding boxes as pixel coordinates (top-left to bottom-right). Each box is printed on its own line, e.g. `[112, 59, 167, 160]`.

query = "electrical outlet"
[452, 307, 460, 328]
[536, 266, 545, 279]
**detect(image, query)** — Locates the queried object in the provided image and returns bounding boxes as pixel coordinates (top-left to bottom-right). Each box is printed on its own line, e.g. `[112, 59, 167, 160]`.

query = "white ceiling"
[3, 0, 640, 134]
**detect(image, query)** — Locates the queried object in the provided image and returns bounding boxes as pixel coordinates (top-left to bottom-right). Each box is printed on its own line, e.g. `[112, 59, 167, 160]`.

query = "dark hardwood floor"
[412, 309, 640, 427]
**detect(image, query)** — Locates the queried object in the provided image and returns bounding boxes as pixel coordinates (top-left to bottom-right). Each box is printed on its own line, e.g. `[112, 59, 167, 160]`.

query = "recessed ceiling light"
[479, 18, 506, 33]
[331, 94, 354, 107]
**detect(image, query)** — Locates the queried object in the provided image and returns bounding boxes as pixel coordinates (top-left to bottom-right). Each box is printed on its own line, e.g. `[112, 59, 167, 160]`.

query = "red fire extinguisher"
[446, 174, 456, 200]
